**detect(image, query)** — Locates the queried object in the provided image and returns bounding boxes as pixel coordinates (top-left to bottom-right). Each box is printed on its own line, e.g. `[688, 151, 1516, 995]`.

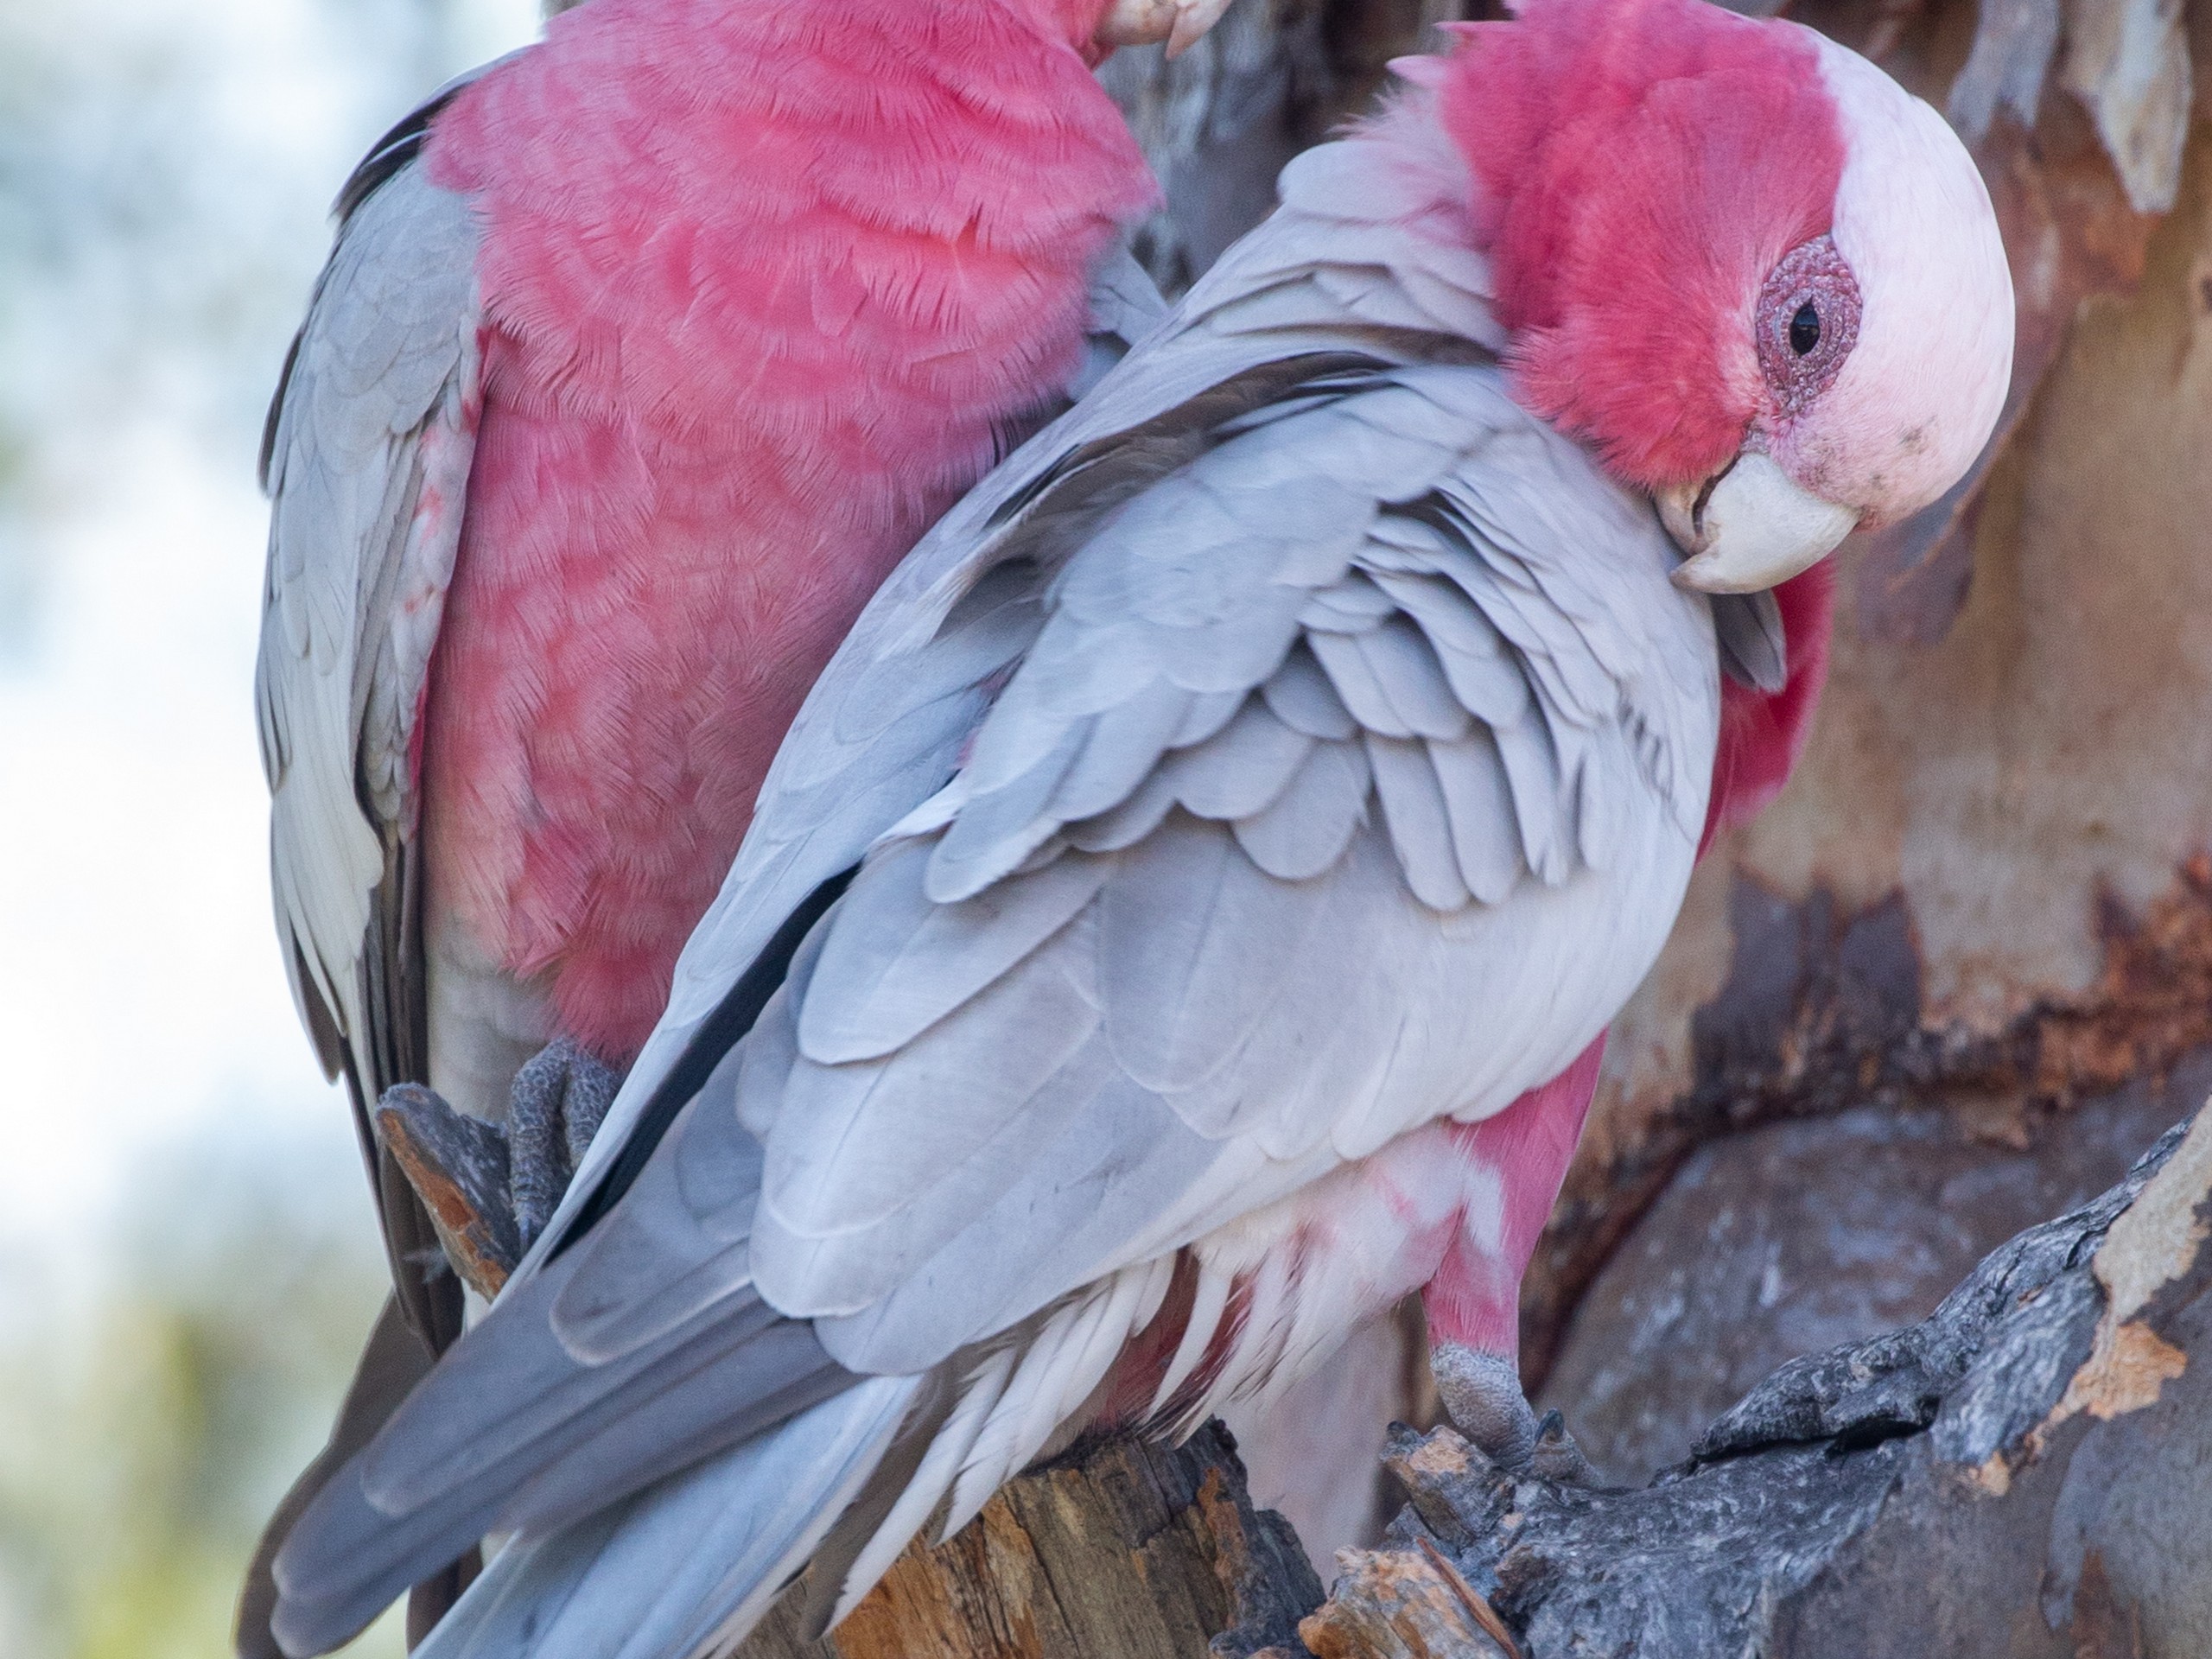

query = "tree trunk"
[736, 1422, 1323, 1659]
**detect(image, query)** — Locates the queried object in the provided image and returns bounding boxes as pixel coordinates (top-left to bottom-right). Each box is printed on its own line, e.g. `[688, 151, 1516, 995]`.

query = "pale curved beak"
[1096, 0, 1236, 58]
[1661, 452, 1859, 594]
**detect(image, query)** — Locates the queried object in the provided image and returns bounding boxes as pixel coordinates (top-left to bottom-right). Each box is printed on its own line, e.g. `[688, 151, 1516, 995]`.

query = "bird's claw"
[507, 1036, 622, 1253]
[377, 1083, 521, 1300]
[1431, 1343, 1537, 1471]
[1095, 0, 1235, 58]
[1528, 1408, 1598, 1485]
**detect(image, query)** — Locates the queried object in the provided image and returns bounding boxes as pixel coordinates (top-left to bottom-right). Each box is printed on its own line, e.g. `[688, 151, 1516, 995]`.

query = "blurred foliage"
[0, 0, 509, 664]
[0, 1118, 405, 1659]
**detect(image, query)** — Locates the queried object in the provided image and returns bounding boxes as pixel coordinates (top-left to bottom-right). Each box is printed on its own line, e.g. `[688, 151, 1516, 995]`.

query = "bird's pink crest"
[1436, 0, 1847, 488]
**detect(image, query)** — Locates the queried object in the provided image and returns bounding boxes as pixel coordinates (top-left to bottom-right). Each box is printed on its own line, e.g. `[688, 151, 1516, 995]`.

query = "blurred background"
[0, 3, 534, 1654]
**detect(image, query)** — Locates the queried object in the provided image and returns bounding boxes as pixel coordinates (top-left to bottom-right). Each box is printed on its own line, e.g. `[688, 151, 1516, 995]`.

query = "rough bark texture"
[735, 1422, 1324, 1659]
[1539, 1055, 2212, 1481]
[1308, 1105, 2212, 1657]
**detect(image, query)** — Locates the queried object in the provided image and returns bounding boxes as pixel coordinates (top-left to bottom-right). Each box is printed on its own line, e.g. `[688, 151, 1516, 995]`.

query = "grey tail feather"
[410, 1378, 922, 1659]
[236, 1296, 435, 1659]
[792, 1375, 958, 1637]
[268, 1294, 848, 1656]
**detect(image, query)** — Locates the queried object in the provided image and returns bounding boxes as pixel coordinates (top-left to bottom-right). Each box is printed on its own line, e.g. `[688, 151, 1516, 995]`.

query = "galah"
[268, 0, 2012, 1652]
[246, 0, 1228, 1643]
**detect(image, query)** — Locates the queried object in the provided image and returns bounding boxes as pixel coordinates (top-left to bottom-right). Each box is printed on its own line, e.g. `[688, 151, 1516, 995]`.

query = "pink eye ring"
[1757, 236, 1860, 414]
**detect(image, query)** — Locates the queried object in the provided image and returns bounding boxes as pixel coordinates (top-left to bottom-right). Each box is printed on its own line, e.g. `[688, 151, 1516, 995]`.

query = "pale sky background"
[0, 0, 539, 1267]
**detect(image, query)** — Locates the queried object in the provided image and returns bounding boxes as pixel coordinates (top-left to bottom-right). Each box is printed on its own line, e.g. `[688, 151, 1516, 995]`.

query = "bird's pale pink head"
[1433, 0, 2012, 593]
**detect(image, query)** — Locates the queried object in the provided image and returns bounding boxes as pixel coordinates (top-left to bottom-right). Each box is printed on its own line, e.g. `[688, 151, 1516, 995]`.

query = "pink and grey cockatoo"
[268, 0, 2012, 1651]
[255, 0, 1227, 1389]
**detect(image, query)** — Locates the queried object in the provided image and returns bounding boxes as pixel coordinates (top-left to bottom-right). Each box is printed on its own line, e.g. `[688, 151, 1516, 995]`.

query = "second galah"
[271, 0, 2012, 1652]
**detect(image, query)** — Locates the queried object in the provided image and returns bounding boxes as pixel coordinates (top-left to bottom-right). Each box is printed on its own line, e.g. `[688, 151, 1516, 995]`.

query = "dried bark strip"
[738, 1422, 1323, 1659]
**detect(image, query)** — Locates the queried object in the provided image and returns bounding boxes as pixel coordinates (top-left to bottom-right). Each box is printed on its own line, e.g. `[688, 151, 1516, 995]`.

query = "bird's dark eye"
[1789, 302, 1821, 355]
[1758, 239, 1858, 399]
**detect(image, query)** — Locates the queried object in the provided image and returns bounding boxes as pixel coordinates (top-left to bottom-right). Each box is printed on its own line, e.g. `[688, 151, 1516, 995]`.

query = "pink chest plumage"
[416, 0, 1153, 1060]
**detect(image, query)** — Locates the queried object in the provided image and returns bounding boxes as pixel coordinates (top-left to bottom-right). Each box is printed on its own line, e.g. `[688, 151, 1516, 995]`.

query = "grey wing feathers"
[245, 99, 490, 1659]
[270, 1071, 863, 1656]
[736, 364, 1715, 1377]
[257, 157, 479, 1103]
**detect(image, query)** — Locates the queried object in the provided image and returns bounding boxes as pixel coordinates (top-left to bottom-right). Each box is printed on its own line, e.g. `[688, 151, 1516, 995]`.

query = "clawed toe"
[1528, 1408, 1598, 1485]
[375, 1037, 626, 1297]
[1431, 1343, 1599, 1484]
[1430, 1342, 1538, 1471]
[508, 1037, 626, 1252]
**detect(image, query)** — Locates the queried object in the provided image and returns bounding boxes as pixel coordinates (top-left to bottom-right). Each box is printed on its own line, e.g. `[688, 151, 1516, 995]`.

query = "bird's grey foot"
[1431, 1341, 1597, 1484]
[1528, 1408, 1598, 1485]
[506, 1036, 624, 1252]
[1432, 1343, 1537, 1470]
[376, 1083, 522, 1300]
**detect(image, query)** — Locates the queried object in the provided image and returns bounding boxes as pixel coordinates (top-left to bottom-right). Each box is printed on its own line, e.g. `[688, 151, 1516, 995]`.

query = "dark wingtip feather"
[1711, 588, 1788, 695]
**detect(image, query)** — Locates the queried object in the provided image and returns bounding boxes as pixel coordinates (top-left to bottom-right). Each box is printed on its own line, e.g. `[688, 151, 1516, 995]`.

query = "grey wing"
[243, 82, 493, 1659]
[737, 365, 1717, 1380]
[530, 129, 1516, 1266]
[255, 148, 481, 1328]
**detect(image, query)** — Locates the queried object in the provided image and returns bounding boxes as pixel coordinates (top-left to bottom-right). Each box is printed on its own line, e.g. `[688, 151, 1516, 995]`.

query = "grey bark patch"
[1340, 1109, 2212, 1659]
